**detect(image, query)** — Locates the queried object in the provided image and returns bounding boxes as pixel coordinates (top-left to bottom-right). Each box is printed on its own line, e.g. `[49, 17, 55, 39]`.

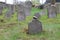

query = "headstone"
[28, 16, 42, 34]
[5, 4, 14, 19]
[45, 3, 60, 14]
[17, 3, 26, 21]
[10, 4, 14, 14]
[0, 2, 5, 15]
[0, 5, 3, 15]
[0, 2, 6, 8]
[39, 8, 47, 16]
[24, 1, 32, 16]
[34, 13, 40, 19]
[47, 4, 57, 18]
[56, 3, 60, 14]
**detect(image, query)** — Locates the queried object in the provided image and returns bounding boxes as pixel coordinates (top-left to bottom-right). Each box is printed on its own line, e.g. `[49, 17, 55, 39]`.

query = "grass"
[0, 7, 60, 40]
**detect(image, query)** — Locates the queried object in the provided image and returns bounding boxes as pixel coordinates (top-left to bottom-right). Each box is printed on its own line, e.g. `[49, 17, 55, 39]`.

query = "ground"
[0, 7, 60, 40]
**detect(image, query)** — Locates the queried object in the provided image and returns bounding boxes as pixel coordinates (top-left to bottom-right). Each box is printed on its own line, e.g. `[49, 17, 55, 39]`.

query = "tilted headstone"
[17, 4, 26, 21]
[24, 1, 32, 16]
[28, 16, 42, 34]
[47, 4, 57, 18]
[5, 4, 14, 19]
[34, 13, 40, 19]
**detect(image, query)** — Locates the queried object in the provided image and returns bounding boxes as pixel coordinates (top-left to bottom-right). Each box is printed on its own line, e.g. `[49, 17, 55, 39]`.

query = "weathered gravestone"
[0, 2, 6, 8]
[5, 4, 14, 19]
[0, 2, 5, 15]
[34, 13, 40, 19]
[56, 3, 60, 14]
[39, 8, 47, 16]
[0, 5, 3, 15]
[17, 3, 26, 21]
[47, 0, 57, 18]
[47, 4, 57, 18]
[28, 16, 42, 34]
[24, 1, 32, 16]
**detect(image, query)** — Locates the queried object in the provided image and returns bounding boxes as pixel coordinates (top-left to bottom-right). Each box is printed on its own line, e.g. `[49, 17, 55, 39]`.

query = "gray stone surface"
[17, 4, 26, 21]
[44, 3, 60, 14]
[28, 18, 42, 34]
[34, 13, 40, 19]
[0, 2, 6, 9]
[5, 4, 14, 18]
[47, 5, 57, 18]
[24, 1, 32, 16]
[39, 11, 45, 16]
[0, 5, 3, 15]
[56, 3, 60, 14]
[0, 2, 6, 15]
[39, 8, 47, 16]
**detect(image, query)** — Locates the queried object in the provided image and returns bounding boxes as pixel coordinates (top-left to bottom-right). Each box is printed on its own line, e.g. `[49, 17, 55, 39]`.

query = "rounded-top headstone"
[25, 1, 32, 7]
[28, 16, 42, 34]
[24, 1, 32, 16]
[17, 3, 26, 21]
[47, 4, 57, 18]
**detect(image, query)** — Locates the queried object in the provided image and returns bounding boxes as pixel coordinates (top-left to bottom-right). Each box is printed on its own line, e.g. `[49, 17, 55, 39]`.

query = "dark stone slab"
[28, 17, 42, 34]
